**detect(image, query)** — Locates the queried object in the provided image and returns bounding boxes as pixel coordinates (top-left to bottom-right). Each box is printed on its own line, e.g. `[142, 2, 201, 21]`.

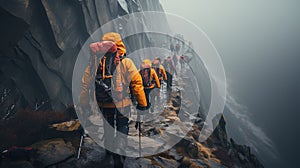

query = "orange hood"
[101, 32, 126, 56]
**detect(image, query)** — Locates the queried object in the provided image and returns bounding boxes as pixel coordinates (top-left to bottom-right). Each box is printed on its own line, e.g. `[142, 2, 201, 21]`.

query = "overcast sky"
[160, 1, 300, 168]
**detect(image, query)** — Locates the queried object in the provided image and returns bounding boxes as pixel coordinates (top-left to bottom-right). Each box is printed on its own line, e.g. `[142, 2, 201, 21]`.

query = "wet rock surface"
[30, 138, 75, 167]
[0, 1, 263, 167]
[0, 109, 262, 167]
[1, 68, 263, 168]
[0, 0, 168, 115]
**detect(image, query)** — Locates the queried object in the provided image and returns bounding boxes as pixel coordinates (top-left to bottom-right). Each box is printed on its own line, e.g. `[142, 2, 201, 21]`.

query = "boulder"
[0, 160, 34, 168]
[30, 138, 74, 167]
[153, 156, 180, 168]
[124, 157, 159, 168]
[45, 137, 106, 168]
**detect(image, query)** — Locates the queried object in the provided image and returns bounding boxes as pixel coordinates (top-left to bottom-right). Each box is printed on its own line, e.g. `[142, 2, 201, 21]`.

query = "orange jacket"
[163, 57, 176, 75]
[160, 65, 168, 81]
[80, 32, 147, 108]
[80, 58, 147, 108]
[139, 59, 161, 89]
[155, 65, 168, 81]
[152, 59, 167, 81]
[138, 68, 161, 89]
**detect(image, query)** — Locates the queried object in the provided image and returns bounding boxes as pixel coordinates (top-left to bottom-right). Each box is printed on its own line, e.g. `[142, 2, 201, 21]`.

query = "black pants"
[144, 88, 153, 106]
[166, 72, 173, 90]
[100, 106, 130, 154]
[150, 88, 160, 111]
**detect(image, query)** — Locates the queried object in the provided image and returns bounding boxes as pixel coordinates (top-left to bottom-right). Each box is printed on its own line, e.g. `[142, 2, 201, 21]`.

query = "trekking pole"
[137, 114, 142, 157]
[138, 121, 141, 157]
[77, 105, 88, 159]
[77, 132, 85, 159]
[135, 112, 142, 157]
[161, 82, 165, 107]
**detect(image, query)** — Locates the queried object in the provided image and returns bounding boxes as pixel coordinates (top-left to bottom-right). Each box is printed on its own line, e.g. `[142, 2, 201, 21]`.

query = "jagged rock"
[0, 0, 169, 113]
[47, 137, 106, 168]
[0, 1, 264, 167]
[153, 156, 180, 168]
[169, 148, 183, 161]
[210, 115, 228, 147]
[50, 119, 81, 131]
[189, 159, 209, 168]
[124, 157, 158, 168]
[30, 138, 74, 167]
[0, 160, 34, 168]
[165, 116, 180, 122]
[79, 136, 106, 165]
[0, 77, 264, 168]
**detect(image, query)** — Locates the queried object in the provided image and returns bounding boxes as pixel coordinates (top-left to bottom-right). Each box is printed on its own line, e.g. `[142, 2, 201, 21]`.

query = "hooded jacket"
[139, 59, 161, 89]
[152, 59, 167, 81]
[163, 57, 176, 75]
[80, 32, 147, 108]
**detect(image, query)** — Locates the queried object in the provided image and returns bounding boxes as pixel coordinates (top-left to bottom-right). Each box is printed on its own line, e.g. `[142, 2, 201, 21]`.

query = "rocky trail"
[1, 67, 263, 168]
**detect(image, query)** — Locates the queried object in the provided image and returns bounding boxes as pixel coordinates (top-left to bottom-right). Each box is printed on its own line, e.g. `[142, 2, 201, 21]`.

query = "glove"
[146, 103, 151, 110]
[136, 103, 151, 111]
[136, 104, 148, 111]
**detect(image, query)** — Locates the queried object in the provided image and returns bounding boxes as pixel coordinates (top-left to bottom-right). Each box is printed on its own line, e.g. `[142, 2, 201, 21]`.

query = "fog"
[160, 0, 300, 167]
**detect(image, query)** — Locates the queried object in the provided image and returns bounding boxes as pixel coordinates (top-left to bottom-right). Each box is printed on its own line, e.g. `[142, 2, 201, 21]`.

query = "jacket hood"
[152, 59, 160, 65]
[101, 32, 126, 56]
[142, 59, 152, 67]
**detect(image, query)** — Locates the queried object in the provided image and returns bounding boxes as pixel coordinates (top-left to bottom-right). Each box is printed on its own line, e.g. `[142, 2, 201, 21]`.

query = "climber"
[172, 54, 179, 68]
[163, 56, 177, 91]
[139, 59, 161, 112]
[80, 32, 149, 167]
[170, 42, 175, 54]
[150, 57, 167, 112]
[175, 43, 180, 55]
[179, 54, 187, 70]
[152, 57, 167, 84]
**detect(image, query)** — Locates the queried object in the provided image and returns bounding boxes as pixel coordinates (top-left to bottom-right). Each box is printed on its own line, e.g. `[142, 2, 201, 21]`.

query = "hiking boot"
[113, 154, 124, 168]
[102, 150, 114, 167]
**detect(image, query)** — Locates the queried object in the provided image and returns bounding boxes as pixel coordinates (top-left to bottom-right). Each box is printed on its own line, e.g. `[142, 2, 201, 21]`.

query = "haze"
[160, 0, 300, 167]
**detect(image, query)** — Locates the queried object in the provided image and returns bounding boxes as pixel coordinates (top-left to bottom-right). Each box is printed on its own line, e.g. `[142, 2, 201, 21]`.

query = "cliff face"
[0, 1, 264, 167]
[0, 0, 165, 117]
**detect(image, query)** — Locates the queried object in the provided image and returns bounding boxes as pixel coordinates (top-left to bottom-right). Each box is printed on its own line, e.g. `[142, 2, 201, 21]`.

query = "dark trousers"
[144, 88, 153, 106]
[166, 72, 173, 90]
[100, 106, 130, 155]
[150, 88, 160, 111]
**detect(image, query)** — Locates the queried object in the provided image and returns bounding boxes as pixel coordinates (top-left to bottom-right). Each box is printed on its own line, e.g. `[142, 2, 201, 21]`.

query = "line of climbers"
[79, 32, 184, 167]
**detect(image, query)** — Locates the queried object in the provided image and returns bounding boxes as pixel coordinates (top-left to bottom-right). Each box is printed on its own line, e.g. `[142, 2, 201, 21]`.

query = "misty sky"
[160, 0, 300, 167]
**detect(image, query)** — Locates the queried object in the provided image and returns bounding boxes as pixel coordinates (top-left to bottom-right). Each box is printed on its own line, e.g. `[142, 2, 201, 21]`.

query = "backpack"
[95, 54, 116, 103]
[152, 61, 161, 78]
[140, 68, 152, 87]
[164, 58, 174, 74]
